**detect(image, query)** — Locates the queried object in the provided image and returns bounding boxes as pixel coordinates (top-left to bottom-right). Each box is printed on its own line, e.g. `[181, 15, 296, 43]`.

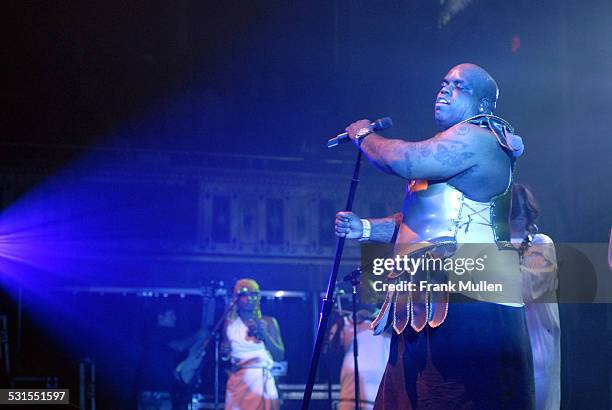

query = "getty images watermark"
[369, 253, 504, 293]
[359, 242, 612, 305]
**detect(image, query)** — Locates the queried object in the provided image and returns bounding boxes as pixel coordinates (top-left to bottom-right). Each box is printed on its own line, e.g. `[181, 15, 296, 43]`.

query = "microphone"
[327, 117, 393, 148]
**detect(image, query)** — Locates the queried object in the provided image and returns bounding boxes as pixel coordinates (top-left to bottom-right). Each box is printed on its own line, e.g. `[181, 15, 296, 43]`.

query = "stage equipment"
[10, 376, 59, 388]
[175, 297, 236, 410]
[279, 383, 341, 410]
[138, 391, 172, 410]
[0, 315, 9, 377]
[79, 358, 96, 410]
[175, 284, 224, 387]
[60, 286, 306, 301]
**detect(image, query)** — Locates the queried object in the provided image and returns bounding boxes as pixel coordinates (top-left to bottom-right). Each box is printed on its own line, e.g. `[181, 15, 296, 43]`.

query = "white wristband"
[359, 219, 371, 241]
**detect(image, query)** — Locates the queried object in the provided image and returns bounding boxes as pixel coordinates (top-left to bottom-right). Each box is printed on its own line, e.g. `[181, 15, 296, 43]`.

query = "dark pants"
[374, 297, 535, 410]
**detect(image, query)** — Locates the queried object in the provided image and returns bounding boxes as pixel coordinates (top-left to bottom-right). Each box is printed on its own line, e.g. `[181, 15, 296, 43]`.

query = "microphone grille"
[373, 117, 393, 131]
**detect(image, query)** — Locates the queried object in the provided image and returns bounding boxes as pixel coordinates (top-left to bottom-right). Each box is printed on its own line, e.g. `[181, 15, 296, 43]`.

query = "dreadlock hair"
[228, 278, 262, 322]
[511, 183, 540, 235]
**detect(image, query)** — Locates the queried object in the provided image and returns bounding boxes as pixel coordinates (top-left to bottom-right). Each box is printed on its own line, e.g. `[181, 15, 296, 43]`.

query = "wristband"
[359, 219, 371, 241]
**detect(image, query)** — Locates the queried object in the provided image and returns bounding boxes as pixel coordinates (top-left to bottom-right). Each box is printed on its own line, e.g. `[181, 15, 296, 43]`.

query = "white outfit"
[224, 317, 278, 410]
[516, 233, 561, 410]
[337, 318, 391, 410]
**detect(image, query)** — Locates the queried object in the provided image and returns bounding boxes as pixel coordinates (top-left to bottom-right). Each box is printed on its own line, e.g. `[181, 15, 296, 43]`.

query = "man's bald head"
[450, 63, 499, 113]
[434, 63, 499, 129]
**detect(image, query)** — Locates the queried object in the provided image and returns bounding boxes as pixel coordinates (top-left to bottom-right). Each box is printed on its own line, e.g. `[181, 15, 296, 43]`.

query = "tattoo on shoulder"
[455, 124, 471, 135]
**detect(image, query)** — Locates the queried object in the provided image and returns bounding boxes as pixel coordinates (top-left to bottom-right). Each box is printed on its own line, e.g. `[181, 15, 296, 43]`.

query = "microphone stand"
[322, 288, 345, 409]
[301, 149, 363, 409]
[213, 332, 220, 410]
[187, 298, 235, 409]
[212, 300, 235, 410]
[348, 270, 361, 410]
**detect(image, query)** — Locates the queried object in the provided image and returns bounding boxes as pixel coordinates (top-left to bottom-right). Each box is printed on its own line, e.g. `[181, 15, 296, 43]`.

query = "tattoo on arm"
[360, 135, 407, 175]
[360, 124, 478, 180]
[431, 142, 475, 167]
[368, 213, 403, 243]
